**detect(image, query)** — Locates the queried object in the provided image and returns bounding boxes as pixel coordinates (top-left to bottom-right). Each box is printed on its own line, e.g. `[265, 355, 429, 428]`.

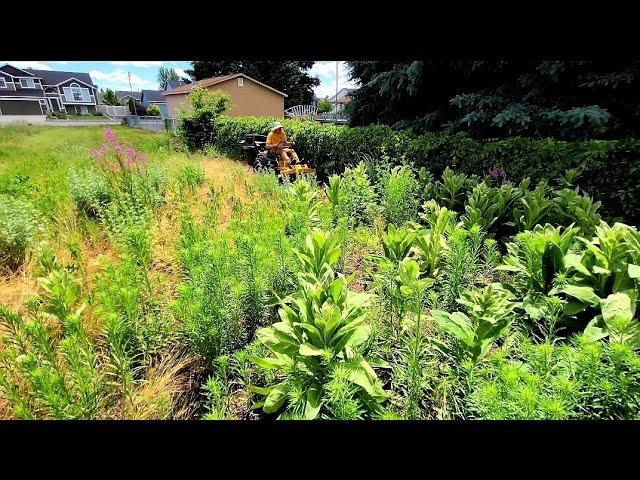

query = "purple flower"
[103, 128, 116, 144]
[113, 144, 122, 155]
[489, 168, 500, 180]
[126, 146, 136, 160]
[139, 153, 148, 165]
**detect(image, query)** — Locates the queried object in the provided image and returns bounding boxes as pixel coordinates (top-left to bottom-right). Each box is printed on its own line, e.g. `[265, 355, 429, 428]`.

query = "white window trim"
[20, 77, 37, 89]
[237, 77, 244, 87]
[0, 78, 6, 88]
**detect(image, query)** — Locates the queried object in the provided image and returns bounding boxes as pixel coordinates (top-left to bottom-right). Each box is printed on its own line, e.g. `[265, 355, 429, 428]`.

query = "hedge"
[208, 116, 640, 224]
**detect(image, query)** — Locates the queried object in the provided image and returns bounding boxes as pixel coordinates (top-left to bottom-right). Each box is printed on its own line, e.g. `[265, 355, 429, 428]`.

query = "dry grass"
[123, 351, 199, 420]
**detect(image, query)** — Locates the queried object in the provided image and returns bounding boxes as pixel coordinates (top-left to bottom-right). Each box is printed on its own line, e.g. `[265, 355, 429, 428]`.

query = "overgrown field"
[1, 124, 639, 420]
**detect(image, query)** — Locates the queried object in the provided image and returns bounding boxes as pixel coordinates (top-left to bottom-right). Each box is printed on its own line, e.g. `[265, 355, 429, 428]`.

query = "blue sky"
[1, 60, 357, 98]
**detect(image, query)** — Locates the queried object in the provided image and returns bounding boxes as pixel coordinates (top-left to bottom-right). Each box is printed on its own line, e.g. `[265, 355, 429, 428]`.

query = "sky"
[0, 60, 358, 98]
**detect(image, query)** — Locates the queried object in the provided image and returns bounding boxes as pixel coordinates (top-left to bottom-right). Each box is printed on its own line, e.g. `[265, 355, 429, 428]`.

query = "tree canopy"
[347, 61, 640, 140]
[157, 66, 180, 90]
[186, 61, 320, 108]
[100, 88, 120, 106]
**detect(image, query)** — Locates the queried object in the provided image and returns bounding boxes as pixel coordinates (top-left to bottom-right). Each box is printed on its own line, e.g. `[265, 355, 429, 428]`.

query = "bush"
[177, 87, 231, 151]
[53, 111, 68, 120]
[68, 168, 113, 217]
[202, 116, 640, 224]
[0, 195, 40, 270]
[146, 104, 161, 117]
[379, 165, 419, 225]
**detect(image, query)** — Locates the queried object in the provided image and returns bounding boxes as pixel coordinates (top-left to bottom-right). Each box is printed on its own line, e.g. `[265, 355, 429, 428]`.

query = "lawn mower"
[239, 134, 315, 176]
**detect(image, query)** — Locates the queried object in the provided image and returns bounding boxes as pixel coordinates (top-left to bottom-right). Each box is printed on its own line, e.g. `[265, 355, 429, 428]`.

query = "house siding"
[165, 77, 284, 118]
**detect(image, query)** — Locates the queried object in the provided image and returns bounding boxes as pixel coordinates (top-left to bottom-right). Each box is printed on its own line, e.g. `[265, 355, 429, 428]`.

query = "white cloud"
[51, 61, 69, 65]
[111, 61, 164, 68]
[311, 61, 358, 99]
[174, 67, 189, 79]
[89, 69, 158, 91]
[8, 61, 52, 71]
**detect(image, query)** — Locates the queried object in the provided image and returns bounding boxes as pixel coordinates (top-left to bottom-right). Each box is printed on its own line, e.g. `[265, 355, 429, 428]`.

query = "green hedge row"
[210, 116, 640, 223]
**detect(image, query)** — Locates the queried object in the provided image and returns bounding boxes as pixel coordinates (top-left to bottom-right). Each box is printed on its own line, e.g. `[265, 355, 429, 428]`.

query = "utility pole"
[335, 61, 339, 123]
[128, 72, 137, 116]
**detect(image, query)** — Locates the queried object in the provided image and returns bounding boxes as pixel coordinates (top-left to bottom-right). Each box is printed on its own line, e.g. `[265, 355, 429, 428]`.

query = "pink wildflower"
[103, 128, 116, 144]
[139, 153, 148, 165]
[126, 146, 136, 161]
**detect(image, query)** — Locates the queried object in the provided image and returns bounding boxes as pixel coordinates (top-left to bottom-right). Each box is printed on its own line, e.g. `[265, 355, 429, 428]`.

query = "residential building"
[0, 63, 100, 122]
[162, 73, 287, 118]
[140, 90, 168, 117]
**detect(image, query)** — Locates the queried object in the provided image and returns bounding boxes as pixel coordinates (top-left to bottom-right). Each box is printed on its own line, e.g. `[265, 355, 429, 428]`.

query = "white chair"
[285, 105, 318, 120]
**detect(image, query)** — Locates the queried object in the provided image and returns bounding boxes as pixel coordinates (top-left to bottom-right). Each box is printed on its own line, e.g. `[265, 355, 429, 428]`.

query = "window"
[70, 83, 84, 101]
[78, 105, 88, 115]
[0, 78, 6, 88]
[237, 77, 244, 87]
[20, 78, 36, 89]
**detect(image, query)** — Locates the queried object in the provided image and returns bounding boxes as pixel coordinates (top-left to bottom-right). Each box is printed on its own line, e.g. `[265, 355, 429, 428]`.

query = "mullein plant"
[249, 230, 386, 419]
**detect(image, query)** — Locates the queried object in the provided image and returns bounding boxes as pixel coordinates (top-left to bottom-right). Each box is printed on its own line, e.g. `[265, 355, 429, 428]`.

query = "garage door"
[0, 100, 43, 115]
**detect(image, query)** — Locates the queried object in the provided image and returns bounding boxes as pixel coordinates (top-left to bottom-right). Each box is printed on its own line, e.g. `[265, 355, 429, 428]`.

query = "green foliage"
[0, 194, 41, 270]
[177, 86, 231, 151]
[146, 104, 161, 117]
[337, 162, 378, 227]
[68, 168, 113, 218]
[379, 165, 418, 225]
[250, 230, 386, 419]
[432, 283, 517, 366]
[157, 66, 180, 90]
[0, 246, 102, 419]
[317, 99, 333, 113]
[101, 88, 120, 106]
[176, 163, 205, 192]
[469, 335, 640, 419]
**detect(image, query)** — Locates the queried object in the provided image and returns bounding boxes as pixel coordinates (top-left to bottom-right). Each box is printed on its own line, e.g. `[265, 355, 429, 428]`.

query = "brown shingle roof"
[162, 73, 287, 97]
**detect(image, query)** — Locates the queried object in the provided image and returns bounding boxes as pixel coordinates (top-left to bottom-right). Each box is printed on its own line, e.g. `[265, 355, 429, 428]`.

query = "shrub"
[68, 168, 113, 217]
[202, 116, 640, 223]
[177, 87, 231, 151]
[146, 104, 161, 117]
[379, 165, 419, 225]
[0, 195, 40, 270]
[338, 162, 378, 227]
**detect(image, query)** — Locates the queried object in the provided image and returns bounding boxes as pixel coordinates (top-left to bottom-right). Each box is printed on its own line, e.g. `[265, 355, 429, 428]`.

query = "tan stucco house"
[162, 73, 287, 118]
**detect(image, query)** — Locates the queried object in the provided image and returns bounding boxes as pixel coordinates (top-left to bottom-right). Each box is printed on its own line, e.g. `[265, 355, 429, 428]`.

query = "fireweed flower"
[126, 146, 136, 161]
[489, 168, 500, 180]
[103, 128, 116, 144]
[139, 153, 148, 165]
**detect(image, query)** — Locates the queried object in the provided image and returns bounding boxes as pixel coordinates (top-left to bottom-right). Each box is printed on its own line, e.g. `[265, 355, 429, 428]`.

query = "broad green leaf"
[249, 355, 291, 370]
[564, 253, 591, 276]
[299, 343, 326, 357]
[583, 316, 608, 342]
[628, 263, 640, 279]
[304, 385, 322, 420]
[263, 383, 288, 414]
[561, 285, 601, 307]
[600, 292, 635, 323]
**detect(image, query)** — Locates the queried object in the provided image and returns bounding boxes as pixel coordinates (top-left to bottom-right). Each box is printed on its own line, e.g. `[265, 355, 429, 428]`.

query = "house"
[328, 87, 357, 113]
[165, 79, 186, 91]
[140, 90, 168, 117]
[0, 63, 100, 122]
[116, 91, 142, 104]
[162, 73, 287, 118]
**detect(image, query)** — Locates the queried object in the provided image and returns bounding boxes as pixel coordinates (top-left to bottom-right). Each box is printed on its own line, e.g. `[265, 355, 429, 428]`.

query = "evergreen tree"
[347, 61, 640, 140]
[100, 88, 120, 106]
[157, 66, 180, 90]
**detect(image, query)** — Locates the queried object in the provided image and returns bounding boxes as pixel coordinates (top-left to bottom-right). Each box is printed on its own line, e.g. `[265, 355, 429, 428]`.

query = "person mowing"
[266, 122, 301, 170]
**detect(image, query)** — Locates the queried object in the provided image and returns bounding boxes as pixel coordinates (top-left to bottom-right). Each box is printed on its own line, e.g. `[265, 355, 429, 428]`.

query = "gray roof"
[141, 90, 165, 103]
[166, 79, 186, 90]
[116, 90, 141, 101]
[25, 68, 95, 87]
